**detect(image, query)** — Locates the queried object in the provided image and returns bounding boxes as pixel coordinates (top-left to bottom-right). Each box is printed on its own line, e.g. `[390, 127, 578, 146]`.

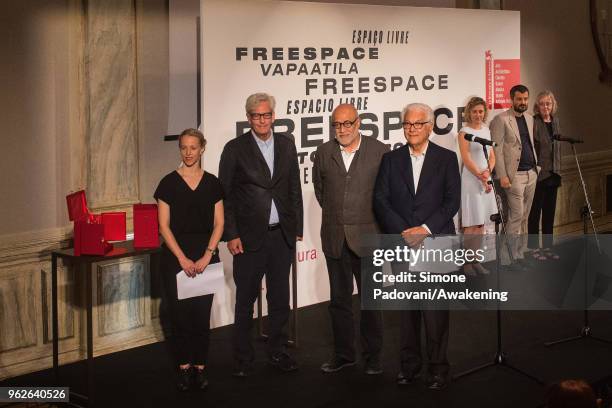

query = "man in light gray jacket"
[490, 84, 539, 261]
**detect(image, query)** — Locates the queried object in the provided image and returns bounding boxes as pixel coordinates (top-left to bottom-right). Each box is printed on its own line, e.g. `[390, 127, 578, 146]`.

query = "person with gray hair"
[313, 103, 388, 375]
[245, 92, 276, 114]
[401, 102, 434, 123]
[219, 92, 303, 377]
[528, 90, 562, 260]
[374, 102, 460, 390]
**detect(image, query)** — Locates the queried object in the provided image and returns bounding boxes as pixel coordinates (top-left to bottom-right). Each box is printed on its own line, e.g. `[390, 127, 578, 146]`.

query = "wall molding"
[0, 320, 164, 381]
[560, 148, 612, 174]
[0, 226, 72, 266]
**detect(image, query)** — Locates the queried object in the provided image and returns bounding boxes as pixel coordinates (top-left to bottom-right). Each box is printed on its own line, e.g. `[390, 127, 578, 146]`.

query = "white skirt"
[460, 168, 497, 227]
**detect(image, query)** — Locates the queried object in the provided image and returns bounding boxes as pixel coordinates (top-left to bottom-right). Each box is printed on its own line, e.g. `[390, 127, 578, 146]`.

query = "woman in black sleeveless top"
[154, 128, 224, 391]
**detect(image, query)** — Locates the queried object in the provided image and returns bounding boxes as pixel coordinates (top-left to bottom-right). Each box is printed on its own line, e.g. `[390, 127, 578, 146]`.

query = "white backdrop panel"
[199, 0, 520, 328]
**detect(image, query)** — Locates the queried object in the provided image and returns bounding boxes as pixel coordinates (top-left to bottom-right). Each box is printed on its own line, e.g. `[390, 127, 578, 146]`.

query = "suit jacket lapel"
[508, 113, 521, 144]
[398, 145, 416, 196]
[247, 132, 272, 180]
[347, 135, 365, 175]
[418, 142, 437, 196]
[331, 141, 348, 176]
[271, 133, 281, 183]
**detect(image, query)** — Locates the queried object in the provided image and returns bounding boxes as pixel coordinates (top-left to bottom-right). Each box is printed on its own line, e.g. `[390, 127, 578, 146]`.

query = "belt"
[268, 223, 280, 231]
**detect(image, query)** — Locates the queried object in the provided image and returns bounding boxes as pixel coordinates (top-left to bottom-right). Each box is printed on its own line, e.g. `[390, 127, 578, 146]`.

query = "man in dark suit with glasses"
[374, 102, 460, 390]
[219, 92, 303, 377]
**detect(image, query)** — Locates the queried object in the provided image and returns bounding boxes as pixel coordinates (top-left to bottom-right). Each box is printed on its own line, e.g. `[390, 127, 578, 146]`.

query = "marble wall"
[86, 0, 140, 209]
[0, 0, 166, 380]
[556, 150, 612, 234]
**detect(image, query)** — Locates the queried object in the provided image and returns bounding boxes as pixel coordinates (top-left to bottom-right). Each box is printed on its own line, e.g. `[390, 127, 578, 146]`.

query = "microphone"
[553, 134, 584, 144]
[464, 133, 498, 147]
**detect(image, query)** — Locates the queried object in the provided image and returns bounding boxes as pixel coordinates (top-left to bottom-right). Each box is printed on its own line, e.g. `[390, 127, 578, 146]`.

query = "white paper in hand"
[176, 262, 224, 300]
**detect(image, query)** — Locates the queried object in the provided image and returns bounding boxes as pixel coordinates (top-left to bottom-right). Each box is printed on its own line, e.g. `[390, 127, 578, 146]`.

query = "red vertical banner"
[493, 59, 520, 109]
[485, 50, 493, 109]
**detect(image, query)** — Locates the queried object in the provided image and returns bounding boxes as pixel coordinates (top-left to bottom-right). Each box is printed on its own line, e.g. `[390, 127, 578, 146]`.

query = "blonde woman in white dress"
[458, 97, 497, 275]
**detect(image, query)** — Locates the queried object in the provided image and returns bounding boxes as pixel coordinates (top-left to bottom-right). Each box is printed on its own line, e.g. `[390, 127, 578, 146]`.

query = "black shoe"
[232, 362, 252, 378]
[396, 372, 419, 386]
[364, 357, 383, 375]
[269, 353, 299, 372]
[193, 368, 209, 390]
[177, 367, 192, 391]
[320, 357, 357, 373]
[426, 374, 449, 390]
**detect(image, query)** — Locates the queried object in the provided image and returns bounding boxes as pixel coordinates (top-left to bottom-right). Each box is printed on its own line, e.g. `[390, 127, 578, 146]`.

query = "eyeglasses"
[538, 102, 553, 107]
[402, 121, 431, 130]
[331, 118, 358, 129]
[249, 112, 273, 120]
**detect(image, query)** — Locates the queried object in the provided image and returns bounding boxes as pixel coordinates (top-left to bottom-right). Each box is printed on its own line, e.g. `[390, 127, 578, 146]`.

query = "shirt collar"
[408, 140, 429, 157]
[251, 130, 273, 146]
[339, 134, 362, 154]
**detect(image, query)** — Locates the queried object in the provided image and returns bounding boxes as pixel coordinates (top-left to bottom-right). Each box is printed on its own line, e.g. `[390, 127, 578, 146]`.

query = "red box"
[74, 220, 113, 256]
[74, 219, 84, 256]
[67, 190, 123, 254]
[101, 212, 126, 241]
[133, 204, 159, 248]
[66, 190, 90, 222]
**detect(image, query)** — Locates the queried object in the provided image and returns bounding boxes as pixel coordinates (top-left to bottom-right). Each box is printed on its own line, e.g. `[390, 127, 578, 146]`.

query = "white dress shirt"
[408, 141, 431, 234]
[339, 135, 362, 172]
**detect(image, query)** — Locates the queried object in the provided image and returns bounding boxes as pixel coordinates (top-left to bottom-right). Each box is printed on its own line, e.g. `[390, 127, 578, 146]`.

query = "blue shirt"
[252, 131, 279, 224]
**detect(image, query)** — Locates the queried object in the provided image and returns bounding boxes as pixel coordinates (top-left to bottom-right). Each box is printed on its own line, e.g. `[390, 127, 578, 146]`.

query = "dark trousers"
[161, 266, 214, 366]
[233, 228, 292, 363]
[324, 241, 383, 361]
[528, 179, 559, 249]
[400, 310, 449, 377]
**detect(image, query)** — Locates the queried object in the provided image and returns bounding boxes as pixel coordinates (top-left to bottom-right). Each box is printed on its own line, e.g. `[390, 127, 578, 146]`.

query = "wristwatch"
[206, 247, 217, 256]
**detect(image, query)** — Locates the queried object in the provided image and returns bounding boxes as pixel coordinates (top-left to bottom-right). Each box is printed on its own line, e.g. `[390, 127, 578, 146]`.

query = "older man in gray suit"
[313, 104, 389, 375]
[491, 84, 539, 261]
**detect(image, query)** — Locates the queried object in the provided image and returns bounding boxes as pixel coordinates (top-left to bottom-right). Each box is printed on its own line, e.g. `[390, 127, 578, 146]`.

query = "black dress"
[154, 170, 223, 365]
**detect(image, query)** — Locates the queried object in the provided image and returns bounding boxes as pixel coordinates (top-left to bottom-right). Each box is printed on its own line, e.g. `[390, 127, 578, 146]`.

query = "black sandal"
[177, 366, 192, 391]
[531, 249, 547, 261]
[542, 249, 559, 260]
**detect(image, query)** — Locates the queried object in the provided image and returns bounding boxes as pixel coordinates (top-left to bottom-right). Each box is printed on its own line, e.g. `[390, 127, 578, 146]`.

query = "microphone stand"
[454, 142, 543, 385]
[544, 140, 611, 347]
